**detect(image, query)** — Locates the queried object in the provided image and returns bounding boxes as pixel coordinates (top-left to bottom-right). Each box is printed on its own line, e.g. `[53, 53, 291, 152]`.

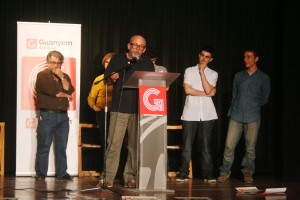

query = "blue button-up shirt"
[228, 69, 271, 123]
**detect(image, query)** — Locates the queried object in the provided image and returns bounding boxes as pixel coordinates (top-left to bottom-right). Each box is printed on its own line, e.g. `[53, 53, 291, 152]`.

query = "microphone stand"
[101, 77, 109, 188]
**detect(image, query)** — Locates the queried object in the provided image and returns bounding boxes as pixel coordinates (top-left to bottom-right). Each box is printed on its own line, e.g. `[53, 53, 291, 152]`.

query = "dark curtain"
[0, 0, 298, 180]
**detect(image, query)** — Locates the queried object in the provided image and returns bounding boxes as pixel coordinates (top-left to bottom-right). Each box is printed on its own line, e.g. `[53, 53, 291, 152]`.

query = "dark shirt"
[104, 53, 154, 113]
[36, 68, 75, 111]
[228, 69, 271, 123]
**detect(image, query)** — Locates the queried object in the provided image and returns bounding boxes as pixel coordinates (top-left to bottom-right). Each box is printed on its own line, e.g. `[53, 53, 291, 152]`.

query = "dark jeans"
[179, 120, 215, 178]
[36, 111, 70, 177]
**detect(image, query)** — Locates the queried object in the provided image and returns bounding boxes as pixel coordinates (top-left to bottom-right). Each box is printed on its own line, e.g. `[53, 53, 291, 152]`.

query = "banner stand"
[16, 22, 81, 176]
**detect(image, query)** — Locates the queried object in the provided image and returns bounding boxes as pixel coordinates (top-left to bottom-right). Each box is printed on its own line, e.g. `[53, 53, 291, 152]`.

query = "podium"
[124, 71, 180, 191]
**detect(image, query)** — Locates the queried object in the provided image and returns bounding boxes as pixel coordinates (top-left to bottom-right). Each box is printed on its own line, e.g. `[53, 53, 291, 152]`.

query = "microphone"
[127, 57, 138, 66]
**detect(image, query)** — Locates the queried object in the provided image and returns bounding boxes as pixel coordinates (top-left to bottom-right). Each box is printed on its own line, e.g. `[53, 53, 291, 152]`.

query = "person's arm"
[56, 74, 74, 99]
[60, 77, 70, 91]
[109, 72, 119, 83]
[87, 87, 96, 109]
[231, 75, 237, 103]
[207, 87, 216, 96]
[104, 55, 121, 84]
[53, 68, 71, 91]
[199, 67, 215, 95]
[260, 75, 271, 106]
[56, 91, 72, 99]
[184, 67, 217, 96]
[184, 83, 213, 96]
[87, 79, 102, 111]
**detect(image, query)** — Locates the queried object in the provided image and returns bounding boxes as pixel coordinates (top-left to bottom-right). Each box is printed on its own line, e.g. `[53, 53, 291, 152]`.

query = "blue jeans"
[219, 119, 260, 176]
[36, 111, 70, 177]
[179, 120, 215, 178]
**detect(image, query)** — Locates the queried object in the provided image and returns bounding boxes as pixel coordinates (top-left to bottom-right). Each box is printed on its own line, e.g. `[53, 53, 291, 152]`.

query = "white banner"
[16, 22, 81, 176]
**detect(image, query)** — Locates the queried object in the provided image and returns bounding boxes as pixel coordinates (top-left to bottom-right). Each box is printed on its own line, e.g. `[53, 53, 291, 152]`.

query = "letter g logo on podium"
[139, 86, 167, 116]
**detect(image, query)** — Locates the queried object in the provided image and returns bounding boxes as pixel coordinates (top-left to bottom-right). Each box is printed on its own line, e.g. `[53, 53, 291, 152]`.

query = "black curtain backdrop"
[0, 0, 299, 180]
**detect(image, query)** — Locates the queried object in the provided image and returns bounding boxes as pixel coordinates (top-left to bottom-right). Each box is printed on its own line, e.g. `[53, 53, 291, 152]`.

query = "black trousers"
[179, 120, 215, 178]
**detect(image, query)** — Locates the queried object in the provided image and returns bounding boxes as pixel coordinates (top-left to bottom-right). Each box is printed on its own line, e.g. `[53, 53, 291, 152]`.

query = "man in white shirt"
[176, 46, 218, 182]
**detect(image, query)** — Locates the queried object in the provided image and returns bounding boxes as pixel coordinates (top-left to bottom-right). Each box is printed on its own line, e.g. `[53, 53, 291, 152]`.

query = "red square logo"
[139, 86, 167, 115]
[26, 39, 37, 49]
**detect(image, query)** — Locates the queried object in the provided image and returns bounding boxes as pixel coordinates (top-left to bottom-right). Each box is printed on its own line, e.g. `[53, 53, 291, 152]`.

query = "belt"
[40, 108, 67, 114]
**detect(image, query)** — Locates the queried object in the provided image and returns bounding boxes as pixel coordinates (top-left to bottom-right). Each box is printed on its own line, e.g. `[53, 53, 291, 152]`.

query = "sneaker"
[176, 174, 188, 182]
[203, 176, 216, 183]
[35, 174, 46, 181]
[96, 181, 113, 188]
[104, 182, 113, 188]
[243, 171, 253, 184]
[217, 174, 229, 182]
[97, 174, 112, 185]
[96, 178, 103, 187]
[57, 173, 74, 181]
[96, 175, 113, 188]
[124, 180, 136, 188]
[98, 175, 104, 184]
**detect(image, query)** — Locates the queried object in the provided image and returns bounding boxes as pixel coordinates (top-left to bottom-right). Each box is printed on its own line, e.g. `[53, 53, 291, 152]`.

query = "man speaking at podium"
[100, 35, 154, 188]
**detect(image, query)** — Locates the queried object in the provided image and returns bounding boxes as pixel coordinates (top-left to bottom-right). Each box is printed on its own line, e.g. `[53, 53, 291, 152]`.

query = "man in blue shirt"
[217, 49, 271, 183]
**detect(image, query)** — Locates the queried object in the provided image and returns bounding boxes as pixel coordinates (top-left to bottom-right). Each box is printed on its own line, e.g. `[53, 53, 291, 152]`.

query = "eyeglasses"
[49, 61, 63, 65]
[130, 43, 146, 50]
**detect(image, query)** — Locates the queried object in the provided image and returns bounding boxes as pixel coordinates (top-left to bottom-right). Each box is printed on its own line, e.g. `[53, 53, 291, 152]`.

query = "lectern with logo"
[124, 71, 180, 191]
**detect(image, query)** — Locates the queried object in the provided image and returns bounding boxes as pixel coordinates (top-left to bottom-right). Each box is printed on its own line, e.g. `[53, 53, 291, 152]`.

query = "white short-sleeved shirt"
[181, 65, 218, 121]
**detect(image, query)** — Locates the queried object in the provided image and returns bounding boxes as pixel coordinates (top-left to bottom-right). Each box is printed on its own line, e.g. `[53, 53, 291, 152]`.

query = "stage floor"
[0, 175, 298, 199]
